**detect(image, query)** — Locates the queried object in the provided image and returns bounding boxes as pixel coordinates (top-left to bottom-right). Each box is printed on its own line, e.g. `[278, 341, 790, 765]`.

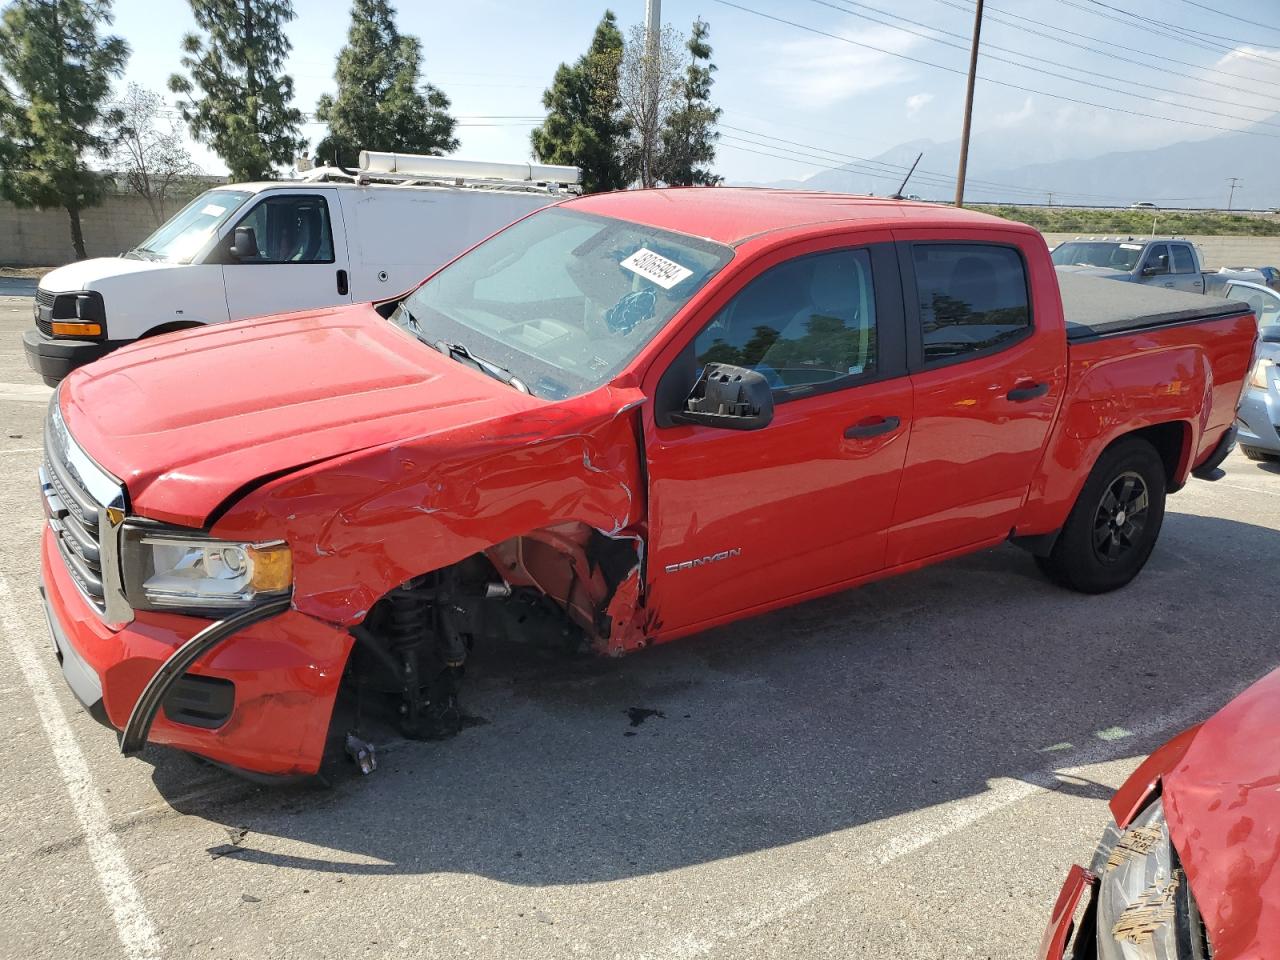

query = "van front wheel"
[1037, 437, 1167, 594]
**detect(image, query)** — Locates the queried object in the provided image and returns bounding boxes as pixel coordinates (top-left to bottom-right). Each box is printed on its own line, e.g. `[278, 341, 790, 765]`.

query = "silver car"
[1227, 280, 1280, 462]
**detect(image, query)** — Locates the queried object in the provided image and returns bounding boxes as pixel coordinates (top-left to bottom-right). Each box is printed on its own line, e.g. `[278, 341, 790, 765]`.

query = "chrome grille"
[36, 288, 55, 308]
[41, 399, 132, 627]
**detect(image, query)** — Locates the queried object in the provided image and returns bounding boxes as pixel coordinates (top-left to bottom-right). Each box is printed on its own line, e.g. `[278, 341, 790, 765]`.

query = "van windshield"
[1050, 241, 1144, 271]
[396, 207, 733, 399]
[128, 189, 251, 263]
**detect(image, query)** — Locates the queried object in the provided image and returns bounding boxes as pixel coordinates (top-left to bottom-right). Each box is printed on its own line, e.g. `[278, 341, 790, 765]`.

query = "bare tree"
[619, 23, 683, 188]
[107, 83, 200, 223]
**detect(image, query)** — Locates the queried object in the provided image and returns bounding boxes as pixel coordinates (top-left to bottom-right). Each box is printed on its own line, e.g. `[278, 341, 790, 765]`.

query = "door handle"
[844, 416, 900, 439]
[336, 269, 349, 296]
[1006, 382, 1050, 402]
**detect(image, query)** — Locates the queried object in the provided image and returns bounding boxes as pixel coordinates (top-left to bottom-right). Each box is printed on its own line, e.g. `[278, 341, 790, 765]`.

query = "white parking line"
[0, 572, 160, 960]
[0, 381, 53, 404]
[866, 691, 1230, 867]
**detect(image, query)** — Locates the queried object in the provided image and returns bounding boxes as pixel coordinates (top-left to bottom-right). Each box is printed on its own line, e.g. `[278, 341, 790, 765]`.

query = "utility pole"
[1047, 191, 1054, 206]
[1227, 177, 1241, 211]
[644, 0, 661, 188]
[955, 0, 984, 207]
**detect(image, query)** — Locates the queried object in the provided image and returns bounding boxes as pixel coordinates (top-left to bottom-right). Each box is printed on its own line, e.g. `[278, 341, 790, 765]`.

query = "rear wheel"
[1241, 444, 1280, 463]
[1037, 437, 1167, 594]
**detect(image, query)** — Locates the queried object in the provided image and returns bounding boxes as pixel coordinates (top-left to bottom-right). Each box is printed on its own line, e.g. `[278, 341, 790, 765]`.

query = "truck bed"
[1058, 273, 1249, 341]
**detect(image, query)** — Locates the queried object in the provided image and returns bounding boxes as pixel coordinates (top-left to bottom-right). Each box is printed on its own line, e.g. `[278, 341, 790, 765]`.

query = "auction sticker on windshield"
[621, 248, 694, 289]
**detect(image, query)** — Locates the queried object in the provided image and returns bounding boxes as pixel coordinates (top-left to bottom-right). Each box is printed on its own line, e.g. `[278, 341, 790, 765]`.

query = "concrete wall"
[0, 196, 165, 267]
[1040, 232, 1280, 271]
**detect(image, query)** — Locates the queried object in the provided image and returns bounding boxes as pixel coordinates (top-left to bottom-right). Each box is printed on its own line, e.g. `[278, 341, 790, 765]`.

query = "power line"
[1169, 0, 1280, 36]
[1054, 0, 1280, 67]
[718, 123, 1180, 203]
[711, 0, 1280, 139]
[809, 0, 1280, 125]
[1083, 0, 1275, 49]
[935, 0, 1280, 100]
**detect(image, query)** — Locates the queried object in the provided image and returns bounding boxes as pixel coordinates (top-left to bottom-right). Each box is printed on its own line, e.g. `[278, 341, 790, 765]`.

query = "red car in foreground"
[1039, 668, 1280, 960]
[38, 189, 1256, 779]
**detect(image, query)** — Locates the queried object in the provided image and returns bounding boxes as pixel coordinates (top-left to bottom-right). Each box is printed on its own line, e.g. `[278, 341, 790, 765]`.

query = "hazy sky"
[108, 0, 1280, 196]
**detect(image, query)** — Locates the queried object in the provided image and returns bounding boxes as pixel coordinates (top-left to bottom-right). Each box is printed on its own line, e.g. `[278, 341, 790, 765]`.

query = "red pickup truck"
[38, 190, 1256, 779]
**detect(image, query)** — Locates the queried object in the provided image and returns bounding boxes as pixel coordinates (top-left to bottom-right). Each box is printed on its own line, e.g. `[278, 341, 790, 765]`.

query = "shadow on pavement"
[141, 510, 1280, 883]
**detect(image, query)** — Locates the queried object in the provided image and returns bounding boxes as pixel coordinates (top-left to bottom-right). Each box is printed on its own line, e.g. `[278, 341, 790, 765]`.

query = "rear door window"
[908, 244, 1031, 364]
[692, 248, 878, 395]
[1170, 245, 1195, 274]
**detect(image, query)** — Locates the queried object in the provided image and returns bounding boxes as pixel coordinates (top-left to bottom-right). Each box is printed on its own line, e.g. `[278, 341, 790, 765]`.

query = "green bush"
[972, 205, 1280, 237]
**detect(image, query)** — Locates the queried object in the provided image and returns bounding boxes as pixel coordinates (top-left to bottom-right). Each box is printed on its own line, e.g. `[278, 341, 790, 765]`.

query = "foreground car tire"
[1241, 444, 1280, 463]
[1037, 437, 1167, 594]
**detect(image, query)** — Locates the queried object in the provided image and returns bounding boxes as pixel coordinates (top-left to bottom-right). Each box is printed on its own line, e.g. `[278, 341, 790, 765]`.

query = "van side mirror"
[229, 226, 259, 260]
[671, 363, 774, 431]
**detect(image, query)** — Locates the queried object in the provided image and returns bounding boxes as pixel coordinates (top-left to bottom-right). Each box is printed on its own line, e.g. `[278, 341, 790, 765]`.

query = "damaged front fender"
[209, 386, 652, 646]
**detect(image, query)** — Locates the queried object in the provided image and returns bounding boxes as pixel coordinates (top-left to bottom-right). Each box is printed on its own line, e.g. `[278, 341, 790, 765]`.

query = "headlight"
[1094, 799, 1205, 960]
[122, 527, 291, 612]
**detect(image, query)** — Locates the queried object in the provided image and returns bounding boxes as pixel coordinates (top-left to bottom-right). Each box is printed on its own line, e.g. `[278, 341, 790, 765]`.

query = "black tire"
[1241, 444, 1280, 463]
[1038, 437, 1167, 594]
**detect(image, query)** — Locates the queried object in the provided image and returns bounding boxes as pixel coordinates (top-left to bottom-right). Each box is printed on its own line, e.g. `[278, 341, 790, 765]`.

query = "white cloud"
[762, 25, 918, 110]
[905, 93, 933, 116]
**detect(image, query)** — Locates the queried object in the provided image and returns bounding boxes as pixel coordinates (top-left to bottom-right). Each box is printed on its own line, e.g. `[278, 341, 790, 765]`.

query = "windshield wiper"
[435, 339, 530, 394]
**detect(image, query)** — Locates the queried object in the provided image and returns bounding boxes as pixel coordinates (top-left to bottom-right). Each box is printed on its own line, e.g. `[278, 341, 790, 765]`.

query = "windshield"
[129, 189, 251, 263]
[397, 207, 733, 399]
[1050, 241, 1144, 271]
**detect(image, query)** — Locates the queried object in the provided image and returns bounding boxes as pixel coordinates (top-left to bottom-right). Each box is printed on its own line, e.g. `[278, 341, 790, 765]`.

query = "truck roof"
[566, 187, 1032, 246]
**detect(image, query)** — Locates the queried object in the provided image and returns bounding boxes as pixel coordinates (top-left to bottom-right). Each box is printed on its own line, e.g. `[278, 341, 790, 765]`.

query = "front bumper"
[41, 527, 354, 776]
[1038, 865, 1098, 960]
[22, 328, 119, 387]
[1237, 382, 1280, 455]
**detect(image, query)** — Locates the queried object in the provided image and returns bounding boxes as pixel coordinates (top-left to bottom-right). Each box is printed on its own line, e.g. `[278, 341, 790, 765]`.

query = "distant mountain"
[736, 119, 1280, 209]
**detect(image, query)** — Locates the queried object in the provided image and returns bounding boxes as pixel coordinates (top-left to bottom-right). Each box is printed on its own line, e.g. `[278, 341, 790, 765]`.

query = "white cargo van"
[23, 152, 580, 385]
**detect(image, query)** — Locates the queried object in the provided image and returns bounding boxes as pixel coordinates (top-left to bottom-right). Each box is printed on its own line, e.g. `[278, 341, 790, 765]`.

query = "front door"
[886, 236, 1064, 565]
[642, 238, 913, 637]
[221, 190, 351, 321]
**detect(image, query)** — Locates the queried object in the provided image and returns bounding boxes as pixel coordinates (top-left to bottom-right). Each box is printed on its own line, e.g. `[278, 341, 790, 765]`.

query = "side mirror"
[229, 225, 259, 260]
[672, 363, 774, 431]
[1141, 265, 1160, 276]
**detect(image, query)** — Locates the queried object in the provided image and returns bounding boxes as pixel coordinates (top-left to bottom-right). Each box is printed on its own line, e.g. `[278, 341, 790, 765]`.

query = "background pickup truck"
[1051, 236, 1210, 292]
[38, 191, 1256, 779]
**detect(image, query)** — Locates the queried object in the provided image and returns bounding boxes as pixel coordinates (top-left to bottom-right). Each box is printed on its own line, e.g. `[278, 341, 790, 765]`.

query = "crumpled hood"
[40, 256, 185, 292]
[1164, 667, 1280, 960]
[59, 303, 541, 526]
[1053, 264, 1134, 281]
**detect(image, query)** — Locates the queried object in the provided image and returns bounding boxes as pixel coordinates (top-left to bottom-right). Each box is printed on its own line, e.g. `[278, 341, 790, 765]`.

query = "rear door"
[642, 235, 912, 635]
[1168, 243, 1205, 293]
[886, 235, 1065, 566]
[220, 189, 352, 321]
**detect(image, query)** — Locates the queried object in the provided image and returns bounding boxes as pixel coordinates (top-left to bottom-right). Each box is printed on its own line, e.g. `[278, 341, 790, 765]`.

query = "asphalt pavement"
[1, 293, 1277, 959]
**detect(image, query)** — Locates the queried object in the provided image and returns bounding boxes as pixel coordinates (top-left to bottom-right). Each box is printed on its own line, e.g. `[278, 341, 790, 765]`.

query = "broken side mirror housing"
[229, 226, 260, 260]
[672, 363, 774, 431]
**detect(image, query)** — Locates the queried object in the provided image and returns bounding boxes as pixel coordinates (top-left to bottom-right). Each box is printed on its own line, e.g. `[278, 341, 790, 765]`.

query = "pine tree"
[658, 17, 721, 187]
[0, 0, 128, 260]
[169, 0, 304, 182]
[531, 11, 631, 194]
[315, 0, 457, 168]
